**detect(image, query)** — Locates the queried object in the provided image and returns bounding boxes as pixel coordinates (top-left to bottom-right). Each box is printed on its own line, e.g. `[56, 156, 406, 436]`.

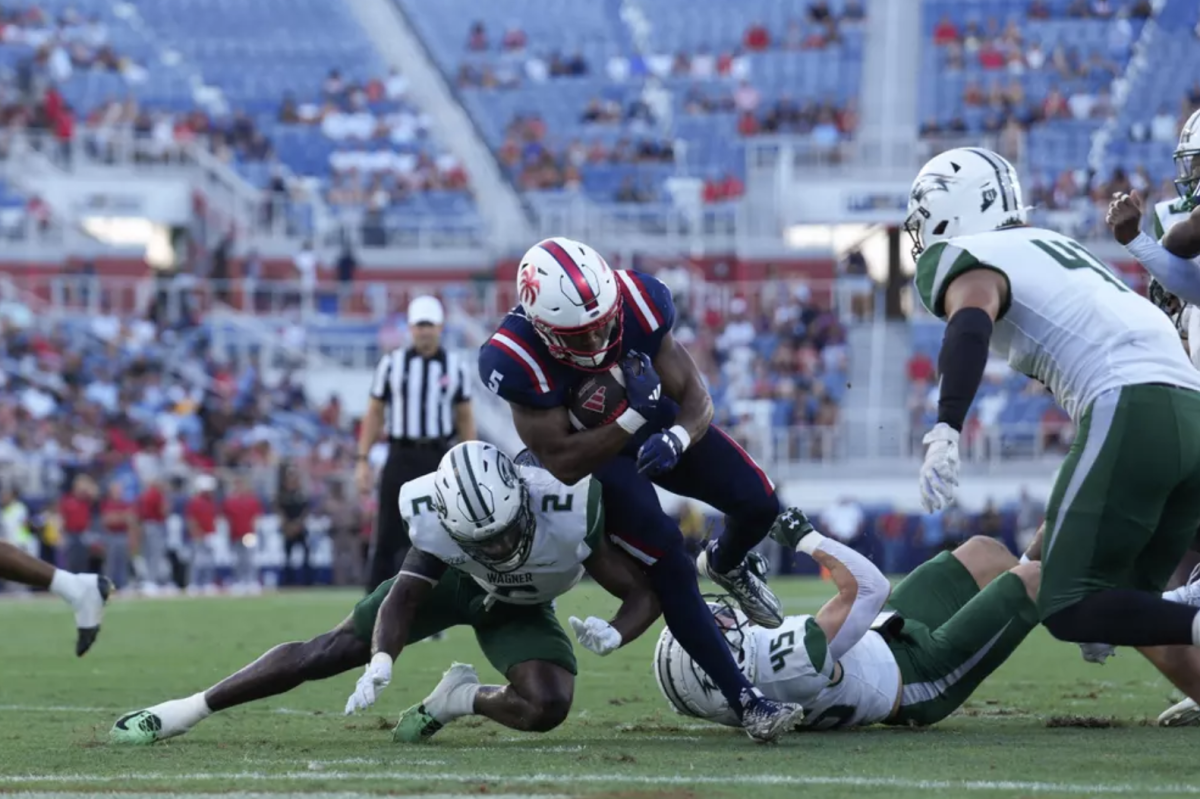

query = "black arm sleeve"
[936, 306, 994, 432]
[397, 547, 449, 585]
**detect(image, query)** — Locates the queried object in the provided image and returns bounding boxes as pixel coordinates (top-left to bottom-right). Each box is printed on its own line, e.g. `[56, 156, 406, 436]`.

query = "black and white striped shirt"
[370, 347, 472, 441]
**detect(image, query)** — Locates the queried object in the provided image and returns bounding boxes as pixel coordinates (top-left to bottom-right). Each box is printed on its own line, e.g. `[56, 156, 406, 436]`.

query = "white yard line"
[2, 770, 1199, 795]
[4, 794, 557, 799]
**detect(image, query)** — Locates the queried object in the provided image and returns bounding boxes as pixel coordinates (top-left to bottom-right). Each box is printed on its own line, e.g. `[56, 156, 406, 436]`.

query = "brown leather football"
[567, 364, 629, 430]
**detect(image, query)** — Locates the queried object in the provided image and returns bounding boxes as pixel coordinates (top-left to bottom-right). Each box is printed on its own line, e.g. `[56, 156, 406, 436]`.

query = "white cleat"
[1159, 697, 1200, 727]
[393, 662, 480, 744]
[1163, 566, 1200, 607]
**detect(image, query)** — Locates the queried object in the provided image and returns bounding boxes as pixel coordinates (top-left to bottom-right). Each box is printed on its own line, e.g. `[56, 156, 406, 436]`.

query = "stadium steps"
[843, 320, 911, 459]
[857, 0, 921, 169]
[343, 0, 533, 250]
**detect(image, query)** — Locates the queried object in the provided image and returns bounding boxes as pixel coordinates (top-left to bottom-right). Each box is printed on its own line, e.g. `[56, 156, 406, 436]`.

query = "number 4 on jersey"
[1031, 238, 1130, 293]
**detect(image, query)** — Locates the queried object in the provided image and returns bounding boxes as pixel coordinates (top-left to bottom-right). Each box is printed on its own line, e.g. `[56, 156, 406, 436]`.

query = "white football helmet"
[653, 598, 759, 728]
[430, 442, 534, 573]
[516, 236, 622, 371]
[1174, 108, 1200, 205]
[904, 146, 1028, 259]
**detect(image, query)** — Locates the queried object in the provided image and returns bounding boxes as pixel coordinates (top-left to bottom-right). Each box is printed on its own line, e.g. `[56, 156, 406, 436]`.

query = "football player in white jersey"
[655, 509, 1041, 730]
[110, 442, 659, 745]
[908, 146, 1200, 709]
[1107, 108, 1200, 305]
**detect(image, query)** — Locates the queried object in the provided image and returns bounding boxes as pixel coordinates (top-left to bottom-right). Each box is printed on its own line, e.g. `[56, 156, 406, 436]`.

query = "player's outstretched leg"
[0, 541, 111, 656]
[110, 621, 369, 744]
[655, 426, 785, 628]
[394, 660, 572, 743]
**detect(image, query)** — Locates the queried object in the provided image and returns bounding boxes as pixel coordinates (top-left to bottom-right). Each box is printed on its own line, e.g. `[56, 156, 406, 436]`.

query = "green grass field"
[3, 579, 1200, 798]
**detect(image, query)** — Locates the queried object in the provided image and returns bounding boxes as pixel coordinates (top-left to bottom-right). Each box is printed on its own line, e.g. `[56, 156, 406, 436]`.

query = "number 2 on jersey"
[1031, 239, 1130, 292]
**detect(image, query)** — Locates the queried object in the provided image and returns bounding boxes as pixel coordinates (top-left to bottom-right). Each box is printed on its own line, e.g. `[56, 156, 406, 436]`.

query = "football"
[567, 364, 630, 430]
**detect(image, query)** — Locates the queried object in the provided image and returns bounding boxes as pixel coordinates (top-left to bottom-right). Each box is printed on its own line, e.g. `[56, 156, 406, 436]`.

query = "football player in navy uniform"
[478, 236, 806, 741]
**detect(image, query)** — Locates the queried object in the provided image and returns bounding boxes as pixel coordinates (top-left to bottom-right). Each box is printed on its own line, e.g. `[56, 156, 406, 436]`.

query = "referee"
[356, 295, 476, 593]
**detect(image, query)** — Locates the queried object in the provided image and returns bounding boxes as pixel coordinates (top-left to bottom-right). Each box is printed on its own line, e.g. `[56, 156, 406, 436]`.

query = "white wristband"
[667, 424, 692, 452]
[369, 652, 393, 670]
[797, 530, 828, 556]
[615, 407, 647, 434]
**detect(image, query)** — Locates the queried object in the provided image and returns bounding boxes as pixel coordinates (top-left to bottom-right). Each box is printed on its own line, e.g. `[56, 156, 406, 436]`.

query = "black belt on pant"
[389, 438, 451, 452]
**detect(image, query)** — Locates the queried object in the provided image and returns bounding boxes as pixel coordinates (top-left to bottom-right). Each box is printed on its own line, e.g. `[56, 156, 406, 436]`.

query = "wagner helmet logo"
[519, 262, 541, 306]
[980, 186, 998, 212]
[496, 451, 519, 488]
[582, 386, 607, 414]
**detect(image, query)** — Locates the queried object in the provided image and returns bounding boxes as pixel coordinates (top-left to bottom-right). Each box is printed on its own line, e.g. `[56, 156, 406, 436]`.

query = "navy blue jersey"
[479, 270, 679, 446]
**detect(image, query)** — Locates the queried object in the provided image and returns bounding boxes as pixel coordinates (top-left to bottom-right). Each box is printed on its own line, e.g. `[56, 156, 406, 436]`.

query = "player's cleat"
[1158, 697, 1200, 727]
[740, 693, 804, 743]
[110, 693, 210, 745]
[1163, 565, 1200, 607]
[697, 543, 783, 629]
[110, 710, 167, 745]
[392, 702, 445, 743]
[72, 574, 112, 657]
[1078, 642, 1116, 664]
[393, 662, 479, 743]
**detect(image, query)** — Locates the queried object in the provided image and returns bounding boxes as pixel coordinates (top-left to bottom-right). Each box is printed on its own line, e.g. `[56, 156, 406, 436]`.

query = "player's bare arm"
[582, 533, 661, 645]
[371, 548, 447, 660]
[653, 331, 713, 446]
[510, 403, 630, 485]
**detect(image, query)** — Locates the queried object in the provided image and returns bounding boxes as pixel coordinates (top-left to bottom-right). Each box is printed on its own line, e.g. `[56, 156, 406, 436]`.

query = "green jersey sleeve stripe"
[1154, 209, 1166, 241]
[914, 241, 947, 313]
[803, 617, 830, 676]
[584, 477, 605, 550]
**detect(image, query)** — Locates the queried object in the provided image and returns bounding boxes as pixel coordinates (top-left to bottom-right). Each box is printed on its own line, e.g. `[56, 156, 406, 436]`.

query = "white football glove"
[569, 615, 622, 656]
[919, 423, 961, 513]
[344, 653, 393, 715]
[1078, 642, 1117, 665]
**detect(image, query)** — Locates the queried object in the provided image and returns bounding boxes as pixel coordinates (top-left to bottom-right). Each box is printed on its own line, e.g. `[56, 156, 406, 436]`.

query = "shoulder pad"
[479, 324, 563, 408]
[616, 270, 675, 338]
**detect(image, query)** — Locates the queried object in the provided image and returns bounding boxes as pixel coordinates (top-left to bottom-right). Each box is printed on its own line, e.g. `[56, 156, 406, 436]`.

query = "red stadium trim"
[541, 239, 600, 312]
[712, 426, 774, 493]
[615, 271, 661, 334]
[490, 332, 554, 394]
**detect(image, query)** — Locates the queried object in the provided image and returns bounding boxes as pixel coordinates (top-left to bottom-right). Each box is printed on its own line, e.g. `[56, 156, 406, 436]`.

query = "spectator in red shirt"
[737, 110, 760, 137]
[222, 476, 264, 592]
[908, 352, 935, 383]
[743, 22, 770, 51]
[137, 477, 170, 591]
[877, 511, 908, 574]
[185, 475, 219, 594]
[60, 475, 97, 574]
[932, 15, 960, 45]
[720, 173, 745, 200]
[99, 482, 135, 590]
[978, 40, 1005, 69]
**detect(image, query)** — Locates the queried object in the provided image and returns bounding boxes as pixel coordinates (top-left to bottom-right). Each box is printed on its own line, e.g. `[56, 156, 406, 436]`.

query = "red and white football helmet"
[516, 236, 622, 370]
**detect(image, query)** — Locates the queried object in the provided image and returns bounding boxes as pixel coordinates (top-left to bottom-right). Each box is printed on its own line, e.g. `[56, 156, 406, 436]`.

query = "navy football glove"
[620, 351, 662, 418]
[637, 428, 685, 476]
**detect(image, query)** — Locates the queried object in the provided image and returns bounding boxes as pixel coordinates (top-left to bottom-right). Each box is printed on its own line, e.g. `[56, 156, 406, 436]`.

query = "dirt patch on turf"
[1044, 715, 1124, 728]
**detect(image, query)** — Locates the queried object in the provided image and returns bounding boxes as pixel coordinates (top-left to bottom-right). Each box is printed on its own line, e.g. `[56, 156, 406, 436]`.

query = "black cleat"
[75, 576, 113, 657]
